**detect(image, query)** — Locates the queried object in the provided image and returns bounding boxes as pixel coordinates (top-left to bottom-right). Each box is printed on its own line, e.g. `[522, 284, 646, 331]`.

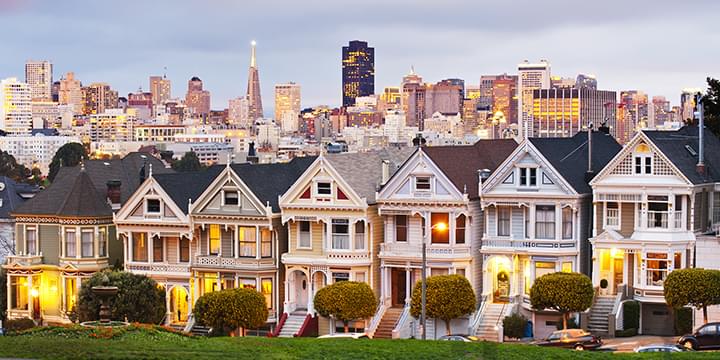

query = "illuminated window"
[431, 213, 449, 244]
[239, 227, 256, 257]
[239, 278, 256, 289]
[261, 228, 272, 258]
[209, 224, 220, 255]
[535, 262, 556, 279]
[562, 262, 573, 273]
[10, 276, 28, 310]
[261, 278, 273, 310]
[132, 232, 147, 262]
[65, 277, 77, 312]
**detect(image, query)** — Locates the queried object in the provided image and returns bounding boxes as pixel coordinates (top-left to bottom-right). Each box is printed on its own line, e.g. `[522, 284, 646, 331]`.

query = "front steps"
[278, 311, 307, 338]
[475, 303, 507, 341]
[587, 296, 615, 337]
[373, 307, 403, 339]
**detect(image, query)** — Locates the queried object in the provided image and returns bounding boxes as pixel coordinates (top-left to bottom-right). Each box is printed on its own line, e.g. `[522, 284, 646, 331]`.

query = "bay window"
[535, 205, 556, 239]
[261, 228, 272, 257]
[261, 278, 273, 311]
[535, 262, 556, 279]
[10, 276, 28, 310]
[332, 219, 349, 250]
[605, 202, 619, 228]
[26, 227, 37, 255]
[98, 228, 107, 257]
[646, 253, 669, 286]
[238, 226, 256, 257]
[209, 224, 220, 255]
[431, 213, 449, 244]
[132, 232, 147, 262]
[562, 207, 573, 239]
[354, 221, 365, 250]
[498, 207, 511, 236]
[81, 230, 93, 258]
[65, 230, 77, 258]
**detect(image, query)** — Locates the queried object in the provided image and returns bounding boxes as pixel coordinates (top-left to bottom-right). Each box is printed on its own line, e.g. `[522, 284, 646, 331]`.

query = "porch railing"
[366, 302, 387, 338]
[646, 210, 669, 229]
[126, 262, 191, 274]
[468, 294, 488, 335]
[379, 243, 471, 257]
[482, 239, 576, 250]
[391, 303, 412, 339]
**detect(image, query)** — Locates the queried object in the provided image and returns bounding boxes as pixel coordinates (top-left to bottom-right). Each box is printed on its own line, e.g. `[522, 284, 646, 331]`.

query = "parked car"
[635, 344, 691, 353]
[678, 322, 720, 350]
[317, 333, 370, 339]
[532, 329, 602, 351]
[438, 334, 479, 342]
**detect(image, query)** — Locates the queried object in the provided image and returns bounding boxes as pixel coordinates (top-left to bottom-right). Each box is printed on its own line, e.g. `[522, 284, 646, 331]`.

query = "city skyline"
[0, 0, 718, 113]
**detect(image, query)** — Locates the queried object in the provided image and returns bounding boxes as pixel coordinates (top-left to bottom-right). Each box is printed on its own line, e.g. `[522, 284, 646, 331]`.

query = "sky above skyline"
[1, 0, 718, 115]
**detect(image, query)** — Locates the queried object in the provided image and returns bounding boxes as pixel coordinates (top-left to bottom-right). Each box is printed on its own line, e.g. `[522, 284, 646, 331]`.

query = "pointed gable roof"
[152, 166, 224, 214]
[422, 139, 518, 199]
[530, 131, 621, 194]
[643, 126, 720, 184]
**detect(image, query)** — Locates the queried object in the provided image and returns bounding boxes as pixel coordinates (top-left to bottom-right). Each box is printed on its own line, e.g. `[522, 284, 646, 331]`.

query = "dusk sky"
[1, 0, 718, 114]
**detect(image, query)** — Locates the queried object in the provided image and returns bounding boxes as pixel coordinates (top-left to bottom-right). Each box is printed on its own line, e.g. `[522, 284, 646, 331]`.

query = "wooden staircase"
[587, 296, 615, 337]
[475, 303, 506, 341]
[278, 311, 307, 338]
[372, 307, 404, 339]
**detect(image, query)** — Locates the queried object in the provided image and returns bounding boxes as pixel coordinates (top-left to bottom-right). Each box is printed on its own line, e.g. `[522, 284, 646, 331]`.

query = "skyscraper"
[616, 90, 649, 144]
[531, 87, 616, 138]
[149, 75, 171, 107]
[185, 76, 211, 116]
[424, 79, 464, 117]
[228, 96, 250, 128]
[82, 83, 119, 115]
[342, 40, 374, 107]
[25, 60, 53, 102]
[400, 67, 425, 128]
[650, 96, 671, 127]
[0, 78, 32, 135]
[59, 72, 83, 114]
[518, 60, 551, 137]
[680, 88, 701, 123]
[274, 82, 301, 133]
[246, 41, 264, 120]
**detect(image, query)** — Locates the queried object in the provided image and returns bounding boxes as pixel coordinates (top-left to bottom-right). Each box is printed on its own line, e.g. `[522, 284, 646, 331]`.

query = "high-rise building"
[480, 74, 518, 126]
[25, 60, 53, 102]
[518, 60, 551, 137]
[0, 78, 32, 135]
[127, 90, 153, 120]
[246, 41, 264, 120]
[680, 88, 702, 123]
[82, 82, 119, 115]
[531, 87, 616, 138]
[228, 96, 250, 128]
[342, 40, 374, 107]
[650, 96, 671, 127]
[274, 82, 301, 133]
[149, 75, 171, 107]
[58, 72, 83, 114]
[51, 81, 60, 102]
[401, 67, 425, 128]
[576, 74, 597, 90]
[616, 90, 649, 144]
[381, 87, 401, 110]
[424, 79, 464, 117]
[550, 76, 575, 89]
[466, 85, 481, 100]
[185, 76, 211, 116]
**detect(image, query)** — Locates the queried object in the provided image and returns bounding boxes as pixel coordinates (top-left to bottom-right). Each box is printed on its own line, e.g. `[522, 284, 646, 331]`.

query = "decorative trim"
[14, 216, 113, 225]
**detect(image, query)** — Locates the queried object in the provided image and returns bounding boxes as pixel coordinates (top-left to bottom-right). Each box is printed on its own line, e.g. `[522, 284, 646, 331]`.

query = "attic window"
[224, 191, 239, 206]
[316, 182, 332, 196]
[146, 199, 161, 213]
[415, 177, 431, 191]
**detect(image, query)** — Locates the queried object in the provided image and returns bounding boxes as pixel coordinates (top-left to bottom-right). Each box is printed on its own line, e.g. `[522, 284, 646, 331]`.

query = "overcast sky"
[1, 0, 718, 114]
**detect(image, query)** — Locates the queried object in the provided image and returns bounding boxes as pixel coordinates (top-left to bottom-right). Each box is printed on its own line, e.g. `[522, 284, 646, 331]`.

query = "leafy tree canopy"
[664, 268, 720, 324]
[410, 274, 476, 335]
[530, 272, 594, 330]
[48, 142, 88, 182]
[193, 288, 268, 334]
[77, 270, 165, 324]
[172, 151, 204, 172]
[314, 281, 376, 333]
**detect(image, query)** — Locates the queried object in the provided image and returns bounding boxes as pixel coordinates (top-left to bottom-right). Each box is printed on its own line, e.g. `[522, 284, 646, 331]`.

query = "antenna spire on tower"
[250, 40, 257, 68]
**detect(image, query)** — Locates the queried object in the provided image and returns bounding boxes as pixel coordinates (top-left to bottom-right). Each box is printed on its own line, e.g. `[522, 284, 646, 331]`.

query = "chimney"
[381, 160, 390, 185]
[697, 93, 705, 175]
[106, 180, 121, 206]
[247, 141, 258, 164]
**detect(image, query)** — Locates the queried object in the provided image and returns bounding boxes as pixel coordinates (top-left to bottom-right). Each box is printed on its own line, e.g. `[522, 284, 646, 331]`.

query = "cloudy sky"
[1, 0, 718, 114]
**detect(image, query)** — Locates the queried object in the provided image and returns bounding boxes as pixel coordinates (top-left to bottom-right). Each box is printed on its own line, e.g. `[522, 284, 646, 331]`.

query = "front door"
[391, 269, 406, 307]
[613, 258, 624, 294]
[170, 286, 189, 323]
[294, 272, 308, 310]
[494, 271, 509, 303]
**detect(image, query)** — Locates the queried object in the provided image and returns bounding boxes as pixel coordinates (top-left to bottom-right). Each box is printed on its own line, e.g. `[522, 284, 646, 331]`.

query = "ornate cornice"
[15, 216, 113, 225]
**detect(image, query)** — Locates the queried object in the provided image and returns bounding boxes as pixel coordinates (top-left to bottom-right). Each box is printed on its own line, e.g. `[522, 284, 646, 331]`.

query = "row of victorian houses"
[4, 125, 720, 340]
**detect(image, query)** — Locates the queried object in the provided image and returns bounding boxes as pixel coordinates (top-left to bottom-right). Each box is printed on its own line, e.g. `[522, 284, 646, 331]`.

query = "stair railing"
[268, 312, 288, 337]
[365, 302, 387, 338]
[391, 303, 412, 339]
[183, 313, 195, 333]
[468, 294, 488, 334]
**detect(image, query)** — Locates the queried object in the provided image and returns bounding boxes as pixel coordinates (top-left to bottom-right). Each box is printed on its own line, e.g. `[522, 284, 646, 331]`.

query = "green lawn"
[0, 326, 714, 359]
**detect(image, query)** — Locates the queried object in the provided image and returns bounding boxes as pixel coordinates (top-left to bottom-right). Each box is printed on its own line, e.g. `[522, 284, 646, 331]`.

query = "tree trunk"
[445, 319, 451, 336]
[704, 306, 709, 324]
[344, 321, 349, 333]
[562, 313, 568, 330]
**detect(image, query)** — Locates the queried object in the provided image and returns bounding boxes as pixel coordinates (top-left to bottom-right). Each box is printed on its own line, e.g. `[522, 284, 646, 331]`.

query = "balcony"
[481, 238, 576, 252]
[326, 251, 370, 261]
[379, 243, 471, 259]
[5, 254, 43, 267]
[126, 262, 191, 275]
[193, 255, 275, 270]
[59, 257, 110, 270]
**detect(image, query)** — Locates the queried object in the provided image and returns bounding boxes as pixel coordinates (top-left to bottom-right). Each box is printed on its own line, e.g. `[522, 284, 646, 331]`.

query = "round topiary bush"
[410, 274, 476, 335]
[193, 288, 269, 336]
[77, 270, 165, 324]
[314, 281, 376, 333]
[530, 272, 593, 330]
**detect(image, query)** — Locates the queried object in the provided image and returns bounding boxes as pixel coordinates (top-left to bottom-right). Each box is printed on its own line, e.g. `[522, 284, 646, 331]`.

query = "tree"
[530, 272, 594, 330]
[0, 150, 30, 184]
[48, 142, 88, 182]
[193, 288, 268, 335]
[313, 281, 377, 333]
[664, 268, 720, 324]
[172, 151, 204, 172]
[410, 275, 476, 335]
[77, 270, 165, 323]
[0, 267, 7, 322]
[701, 77, 720, 137]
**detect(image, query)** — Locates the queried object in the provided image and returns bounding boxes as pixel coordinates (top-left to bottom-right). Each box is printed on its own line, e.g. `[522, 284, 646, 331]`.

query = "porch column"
[529, 206, 536, 239]
[127, 233, 133, 262]
[404, 267, 411, 304]
[148, 233, 154, 263]
[592, 248, 600, 285]
[165, 285, 172, 324]
[6, 273, 12, 316]
[27, 275, 33, 317]
[216, 272, 221, 291]
[75, 227, 81, 259]
[555, 205, 561, 241]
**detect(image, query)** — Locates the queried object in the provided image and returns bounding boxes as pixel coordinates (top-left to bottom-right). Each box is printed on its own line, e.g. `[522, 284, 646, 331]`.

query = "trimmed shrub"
[411, 275, 476, 335]
[600, 279, 608, 289]
[314, 281, 376, 333]
[193, 288, 268, 335]
[530, 272, 593, 330]
[4, 318, 35, 332]
[502, 313, 527, 339]
[664, 268, 720, 324]
[77, 270, 165, 323]
[674, 307, 693, 335]
[622, 300, 639, 331]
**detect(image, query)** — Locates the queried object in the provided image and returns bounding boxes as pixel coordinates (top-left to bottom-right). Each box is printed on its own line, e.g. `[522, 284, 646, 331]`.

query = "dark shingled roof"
[13, 152, 173, 218]
[643, 126, 720, 184]
[231, 156, 317, 212]
[530, 131, 621, 194]
[153, 166, 224, 214]
[0, 177, 38, 220]
[423, 139, 519, 199]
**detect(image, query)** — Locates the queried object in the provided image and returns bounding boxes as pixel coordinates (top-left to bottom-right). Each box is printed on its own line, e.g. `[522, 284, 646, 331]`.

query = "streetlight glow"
[432, 222, 447, 231]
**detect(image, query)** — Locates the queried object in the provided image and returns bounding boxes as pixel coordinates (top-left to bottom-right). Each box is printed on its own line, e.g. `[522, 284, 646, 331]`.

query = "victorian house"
[588, 126, 720, 336]
[478, 131, 620, 339]
[4, 153, 169, 324]
[372, 139, 517, 339]
[116, 157, 315, 330]
[278, 149, 412, 337]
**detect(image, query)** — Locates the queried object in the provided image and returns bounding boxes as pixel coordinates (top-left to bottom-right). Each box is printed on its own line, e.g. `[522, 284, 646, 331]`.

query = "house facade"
[589, 126, 720, 336]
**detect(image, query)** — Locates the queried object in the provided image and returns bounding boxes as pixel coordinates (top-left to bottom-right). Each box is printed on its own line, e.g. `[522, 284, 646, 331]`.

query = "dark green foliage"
[3, 318, 35, 332]
[674, 307, 693, 336]
[0, 150, 31, 184]
[554, 316, 579, 330]
[193, 288, 269, 334]
[48, 142, 88, 182]
[530, 272, 593, 330]
[172, 152, 204, 172]
[410, 275, 476, 335]
[0, 267, 6, 322]
[615, 328, 637, 337]
[700, 77, 720, 136]
[664, 268, 720, 324]
[502, 313, 527, 339]
[313, 281, 376, 333]
[622, 301, 639, 331]
[77, 270, 165, 323]
[599, 279, 608, 289]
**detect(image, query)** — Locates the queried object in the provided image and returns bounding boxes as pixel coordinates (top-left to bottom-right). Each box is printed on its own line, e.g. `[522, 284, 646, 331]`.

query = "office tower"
[680, 88, 701, 122]
[342, 40, 375, 107]
[228, 96, 250, 128]
[274, 82, 301, 132]
[0, 78, 32, 135]
[518, 60, 551, 137]
[466, 85, 481, 100]
[127, 89, 153, 120]
[51, 81, 60, 102]
[424, 79, 464, 117]
[576, 74, 597, 90]
[616, 90, 649, 144]
[25, 60, 53, 101]
[59, 72, 83, 114]
[551, 76, 575, 89]
[531, 87, 616, 138]
[381, 87, 401, 111]
[462, 98, 479, 132]
[479, 74, 518, 126]
[401, 67, 425, 128]
[650, 96, 671, 127]
[185, 76, 211, 116]
[246, 41, 264, 120]
[149, 75, 171, 107]
[82, 82, 119, 115]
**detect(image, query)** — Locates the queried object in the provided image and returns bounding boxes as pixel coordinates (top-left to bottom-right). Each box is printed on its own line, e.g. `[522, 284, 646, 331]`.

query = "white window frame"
[497, 206, 511, 237]
[80, 229, 94, 258]
[331, 219, 350, 250]
[354, 221, 365, 251]
[314, 180, 333, 198]
[297, 221, 312, 249]
[535, 205, 556, 240]
[25, 226, 37, 256]
[634, 154, 653, 175]
[222, 189, 240, 207]
[604, 202, 620, 230]
[145, 198, 162, 214]
[414, 176, 432, 192]
[518, 167, 539, 188]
